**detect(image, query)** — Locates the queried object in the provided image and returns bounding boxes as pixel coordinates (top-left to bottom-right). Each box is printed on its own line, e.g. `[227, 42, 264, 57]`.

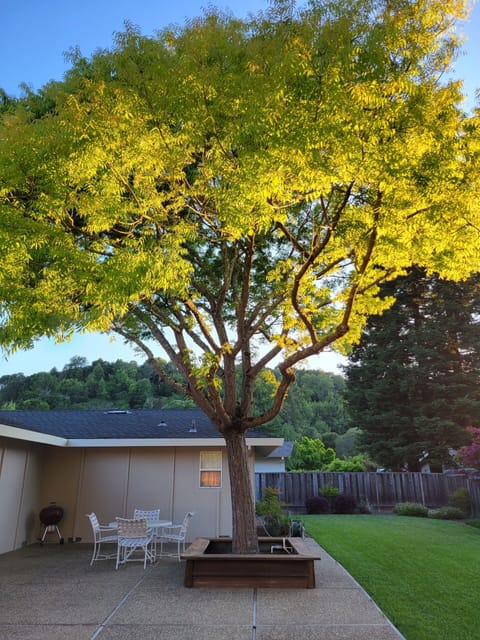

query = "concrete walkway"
[0, 539, 405, 640]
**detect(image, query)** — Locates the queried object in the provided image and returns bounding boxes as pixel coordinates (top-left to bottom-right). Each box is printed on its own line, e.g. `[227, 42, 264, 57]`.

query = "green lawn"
[304, 515, 480, 640]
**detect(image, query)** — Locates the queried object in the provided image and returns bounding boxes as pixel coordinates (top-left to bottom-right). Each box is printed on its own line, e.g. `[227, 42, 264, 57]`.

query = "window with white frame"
[199, 450, 222, 488]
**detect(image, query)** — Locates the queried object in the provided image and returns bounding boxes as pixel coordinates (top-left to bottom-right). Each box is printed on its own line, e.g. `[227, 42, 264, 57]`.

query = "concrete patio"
[0, 538, 405, 640]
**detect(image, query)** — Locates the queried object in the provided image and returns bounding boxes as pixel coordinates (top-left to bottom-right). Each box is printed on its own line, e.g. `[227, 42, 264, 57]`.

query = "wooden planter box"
[181, 537, 320, 588]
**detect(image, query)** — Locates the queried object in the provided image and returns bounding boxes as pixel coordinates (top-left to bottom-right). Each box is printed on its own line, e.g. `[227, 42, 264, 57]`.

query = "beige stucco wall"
[39, 445, 235, 545]
[0, 438, 43, 554]
[0, 437, 260, 554]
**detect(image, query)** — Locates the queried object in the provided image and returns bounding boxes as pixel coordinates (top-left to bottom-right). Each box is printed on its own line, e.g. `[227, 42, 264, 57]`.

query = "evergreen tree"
[345, 268, 480, 471]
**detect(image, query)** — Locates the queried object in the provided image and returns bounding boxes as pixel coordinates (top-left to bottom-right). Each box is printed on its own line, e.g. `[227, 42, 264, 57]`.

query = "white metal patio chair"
[133, 508, 161, 522]
[115, 517, 155, 570]
[158, 511, 195, 561]
[133, 508, 161, 557]
[85, 512, 118, 566]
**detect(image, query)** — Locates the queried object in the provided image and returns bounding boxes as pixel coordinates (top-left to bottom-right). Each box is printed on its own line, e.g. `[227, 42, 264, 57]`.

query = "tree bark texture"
[223, 429, 259, 554]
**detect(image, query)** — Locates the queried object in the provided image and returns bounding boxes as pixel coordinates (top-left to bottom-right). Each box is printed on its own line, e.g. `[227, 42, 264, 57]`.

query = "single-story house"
[0, 408, 283, 555]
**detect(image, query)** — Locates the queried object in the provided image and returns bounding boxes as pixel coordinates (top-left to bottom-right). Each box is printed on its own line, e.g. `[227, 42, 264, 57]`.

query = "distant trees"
[278, 370, 349, 438]
[344, 268, 480, 471]
[255, 369, 349, 444]
[0, 358, 348, 444]
[0, 357, 194, 411]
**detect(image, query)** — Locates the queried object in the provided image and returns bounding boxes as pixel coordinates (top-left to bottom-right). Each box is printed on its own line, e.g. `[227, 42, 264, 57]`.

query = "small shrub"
[428, 507, 466, 520]
[319, 484, 340, 498]
[393, 502, 429, 517]
[448, 488, 471, 516]
[306, 495, 329, 514]
[333, 493, 357, 514]
[318, 484, 339, 511]
[256, 487, 284, 518]
[257, 486, 290, 535]
[263, 514, 291, 535]
[465, 520, 480, 529]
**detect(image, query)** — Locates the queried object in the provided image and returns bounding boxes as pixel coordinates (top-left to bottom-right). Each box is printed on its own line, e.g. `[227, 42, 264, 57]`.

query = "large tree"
[344, 267, 480, 470]
[1, 0, 479, 552]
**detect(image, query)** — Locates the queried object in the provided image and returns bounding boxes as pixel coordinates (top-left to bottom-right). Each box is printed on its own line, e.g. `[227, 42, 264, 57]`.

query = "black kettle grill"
[39, 503, 64, 544]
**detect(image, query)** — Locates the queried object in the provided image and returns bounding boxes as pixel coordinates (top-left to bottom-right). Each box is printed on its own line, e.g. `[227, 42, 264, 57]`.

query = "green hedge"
[393, 502, 429, 517]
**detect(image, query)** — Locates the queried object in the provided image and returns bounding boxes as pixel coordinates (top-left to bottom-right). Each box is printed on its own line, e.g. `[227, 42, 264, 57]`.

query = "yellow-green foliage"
[0, 0, 478, 412]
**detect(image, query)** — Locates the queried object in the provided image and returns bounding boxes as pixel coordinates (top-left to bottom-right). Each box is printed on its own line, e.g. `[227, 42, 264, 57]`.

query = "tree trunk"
[224, 429, 259, 554]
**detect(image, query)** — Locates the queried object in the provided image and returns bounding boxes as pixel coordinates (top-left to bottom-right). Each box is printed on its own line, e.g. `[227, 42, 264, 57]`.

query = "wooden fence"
[255, 472, 480, 517]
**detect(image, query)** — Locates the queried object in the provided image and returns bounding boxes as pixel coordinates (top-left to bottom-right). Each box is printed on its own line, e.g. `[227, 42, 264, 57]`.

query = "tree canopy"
[1, 0, 479, 551]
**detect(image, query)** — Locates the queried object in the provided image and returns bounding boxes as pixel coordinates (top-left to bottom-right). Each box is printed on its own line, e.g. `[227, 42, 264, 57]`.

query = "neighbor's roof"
[0, 408, 283, 449]
[267, 441, 294, 459]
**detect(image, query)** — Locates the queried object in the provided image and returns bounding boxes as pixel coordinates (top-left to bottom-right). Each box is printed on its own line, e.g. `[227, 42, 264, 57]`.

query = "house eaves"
[66, 436, 283, 448]
[66, 437, 283, 448]
[66, 437, 227, 448]
[0, 424, 68, 447]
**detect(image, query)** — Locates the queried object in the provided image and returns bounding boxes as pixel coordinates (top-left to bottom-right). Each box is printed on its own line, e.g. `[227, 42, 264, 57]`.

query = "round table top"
[108, 519, 172, 528]
[147, 520, 172, 528]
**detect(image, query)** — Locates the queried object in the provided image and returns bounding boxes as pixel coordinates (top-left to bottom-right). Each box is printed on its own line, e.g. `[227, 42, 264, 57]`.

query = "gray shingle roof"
[267, 441, 294, 458]
[0, 408, 272, 441]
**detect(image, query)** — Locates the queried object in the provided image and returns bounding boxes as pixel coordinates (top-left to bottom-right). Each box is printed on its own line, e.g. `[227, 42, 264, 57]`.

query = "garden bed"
[181, 537, 319, 588]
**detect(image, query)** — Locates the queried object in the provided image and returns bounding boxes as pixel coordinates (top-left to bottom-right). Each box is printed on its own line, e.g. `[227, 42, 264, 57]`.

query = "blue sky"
[1, 0, 479, 376]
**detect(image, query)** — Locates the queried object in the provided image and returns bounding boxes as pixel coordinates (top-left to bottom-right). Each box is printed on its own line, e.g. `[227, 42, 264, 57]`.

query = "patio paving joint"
[90, 569, 149, 639]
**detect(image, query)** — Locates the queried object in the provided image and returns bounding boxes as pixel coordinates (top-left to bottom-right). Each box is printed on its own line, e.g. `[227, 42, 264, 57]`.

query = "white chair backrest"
[133, 508, 160, 523]
[181, 512, 195, 533]
[117, 517, 148, 538]
[87, 512, 100, 532]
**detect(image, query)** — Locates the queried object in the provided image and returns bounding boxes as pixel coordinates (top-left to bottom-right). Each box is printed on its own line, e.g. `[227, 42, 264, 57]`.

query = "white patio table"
[146, 519, 172, 531]
[108, 519, 172, 530]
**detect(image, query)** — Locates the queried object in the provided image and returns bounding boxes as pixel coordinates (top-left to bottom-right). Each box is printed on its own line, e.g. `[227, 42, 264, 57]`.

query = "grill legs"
[40, 524, 64, 544]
